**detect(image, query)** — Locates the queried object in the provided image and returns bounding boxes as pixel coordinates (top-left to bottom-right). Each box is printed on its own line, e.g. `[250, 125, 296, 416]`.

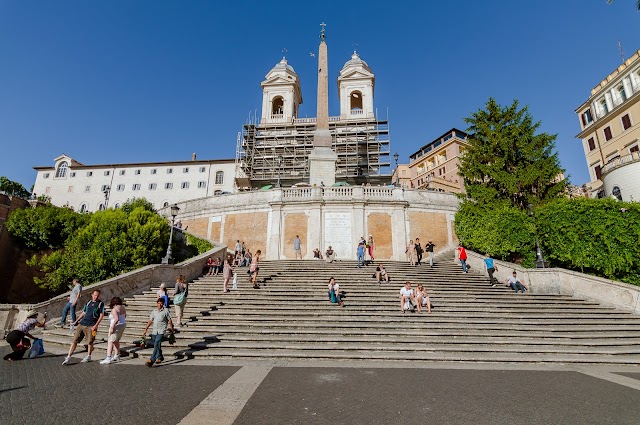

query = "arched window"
[114, 203, 120, 209]
[272, 97, 284, 116]
[214, 190, 223, 195]
[215, 171, 224, 185]
[163, 201, 169, 208]
[350, 91, 363, 113]
[55, 161, 69, 178]
[79, 203, 87, 213]
[617, 85, 627, 102]
[98, 203, 105, 211]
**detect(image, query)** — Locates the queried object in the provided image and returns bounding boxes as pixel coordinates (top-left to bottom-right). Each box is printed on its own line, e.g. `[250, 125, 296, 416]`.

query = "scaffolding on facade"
[235, 114, 391, 189]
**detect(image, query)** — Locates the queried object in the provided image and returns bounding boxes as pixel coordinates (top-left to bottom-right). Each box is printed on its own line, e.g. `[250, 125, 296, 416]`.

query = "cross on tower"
[282, 47, 287, 59]
[320, 22, 326, 41]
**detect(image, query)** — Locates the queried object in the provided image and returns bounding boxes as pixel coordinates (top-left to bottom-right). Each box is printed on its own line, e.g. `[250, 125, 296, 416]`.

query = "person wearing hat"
[3, 310, 47, 361]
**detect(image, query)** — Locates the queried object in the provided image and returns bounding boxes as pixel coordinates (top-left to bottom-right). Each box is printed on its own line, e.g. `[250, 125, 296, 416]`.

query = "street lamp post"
[527, 203, 548, 268]
[393, 152, 399, 187]
[162, 204, 180, 264]
[102, 186, 111, 209]
[276, 155, 283, 188]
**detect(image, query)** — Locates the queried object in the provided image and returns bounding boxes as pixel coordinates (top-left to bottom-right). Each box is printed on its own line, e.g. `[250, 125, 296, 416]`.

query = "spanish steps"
[42, 255, 640, 365]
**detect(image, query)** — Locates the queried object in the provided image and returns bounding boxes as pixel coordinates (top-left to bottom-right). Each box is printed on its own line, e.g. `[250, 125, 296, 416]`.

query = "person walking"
[56, 279, 82, 328]
[367, 235, 375, 263]
[173, 276, 188, 328]
[62, 289, 105, 365]
[142, 298, 176, 367]
[424, 240, 436, 267]
[327, 277, 345, 307]
[356, 241, 365, 268]
[100, 297, 126, 365]
[250, 249, 261, 289]
[4, 310, 46, 361]
[406, 240, 416, 266]
[234, 240, 241, 256]
[456, 243, 468, 273]
[223, 253, 234, 292]
[293, 235, 302, 259]
[415, 238, 423, 266]
[484, 253, 498, 286]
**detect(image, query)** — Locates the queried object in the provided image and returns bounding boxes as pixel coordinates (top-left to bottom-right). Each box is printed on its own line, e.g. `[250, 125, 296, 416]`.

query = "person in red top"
[456, 243, 468, 273]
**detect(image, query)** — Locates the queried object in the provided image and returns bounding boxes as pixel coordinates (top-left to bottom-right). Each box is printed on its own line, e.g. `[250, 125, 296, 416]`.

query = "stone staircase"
[41, 256, 640, 365]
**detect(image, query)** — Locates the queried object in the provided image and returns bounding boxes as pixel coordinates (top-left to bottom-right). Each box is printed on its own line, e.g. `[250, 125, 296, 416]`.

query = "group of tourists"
[406, 238, 436, 267]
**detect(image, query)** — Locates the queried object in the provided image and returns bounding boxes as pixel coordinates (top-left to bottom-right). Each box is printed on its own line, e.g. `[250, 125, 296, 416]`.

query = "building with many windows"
[575, 48, 640, 201]
[407, 129, 469, 193]
[32, 154, 236, 212]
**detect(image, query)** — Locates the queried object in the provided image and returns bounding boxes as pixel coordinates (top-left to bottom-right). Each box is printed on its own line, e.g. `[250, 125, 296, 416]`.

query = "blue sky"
[1, 0, 639, 188]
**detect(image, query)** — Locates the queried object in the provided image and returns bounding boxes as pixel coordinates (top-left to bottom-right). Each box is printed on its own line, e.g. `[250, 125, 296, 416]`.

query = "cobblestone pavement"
[0, 346, 238, 425]
[234, 367, 640, 425]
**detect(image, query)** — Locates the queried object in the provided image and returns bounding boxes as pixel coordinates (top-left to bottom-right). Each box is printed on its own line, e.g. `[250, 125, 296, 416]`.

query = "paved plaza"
[2, 344, 640, 425]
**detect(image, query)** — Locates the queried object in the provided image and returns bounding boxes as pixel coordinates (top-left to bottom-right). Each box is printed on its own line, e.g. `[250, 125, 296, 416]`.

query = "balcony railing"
[601, 151, 640, 175]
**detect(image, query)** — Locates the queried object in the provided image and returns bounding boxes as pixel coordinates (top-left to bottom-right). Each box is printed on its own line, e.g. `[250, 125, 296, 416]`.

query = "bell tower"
[260, 57, 302, 124]
[338, 51, 375, 119]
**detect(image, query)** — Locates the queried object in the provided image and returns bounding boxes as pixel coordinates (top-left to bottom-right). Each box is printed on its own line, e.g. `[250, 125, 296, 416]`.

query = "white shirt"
[507, 276, 521, 285]
[329, 283, 339, 291]
[400, 287, 413, 297]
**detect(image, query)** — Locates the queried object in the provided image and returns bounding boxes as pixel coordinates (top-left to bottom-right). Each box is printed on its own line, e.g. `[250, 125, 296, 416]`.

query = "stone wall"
[284, 213, 308, 258]
[367, 212, 392, 259]
[1, 245, 227, 332]
[463, 250, 640, 315]
[223, 212, 268, 256]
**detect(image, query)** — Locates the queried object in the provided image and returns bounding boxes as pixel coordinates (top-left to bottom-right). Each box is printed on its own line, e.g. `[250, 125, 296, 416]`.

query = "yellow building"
[575, 48, 640, 201]
[407, 129, 469, 193]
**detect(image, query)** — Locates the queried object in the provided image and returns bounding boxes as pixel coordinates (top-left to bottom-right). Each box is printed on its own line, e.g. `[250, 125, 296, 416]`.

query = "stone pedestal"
[309, 144, 337, 186]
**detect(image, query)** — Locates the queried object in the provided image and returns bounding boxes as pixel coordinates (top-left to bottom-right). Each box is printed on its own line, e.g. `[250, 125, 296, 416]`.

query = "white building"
[33, 154, 236, 212]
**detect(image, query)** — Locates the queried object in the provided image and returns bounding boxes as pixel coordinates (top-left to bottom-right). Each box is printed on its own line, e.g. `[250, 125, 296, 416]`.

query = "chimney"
[192, 153, 197, 161]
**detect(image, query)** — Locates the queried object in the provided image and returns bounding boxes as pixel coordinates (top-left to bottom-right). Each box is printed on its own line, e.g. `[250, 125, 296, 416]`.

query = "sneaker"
[491, 284, 496, 287]
[54, 323, 64, 328]
[80, 355, 91, 363]
[99, 357, 112, 365]
[62, 356, 71, 365]
[112, 355, 121, 362]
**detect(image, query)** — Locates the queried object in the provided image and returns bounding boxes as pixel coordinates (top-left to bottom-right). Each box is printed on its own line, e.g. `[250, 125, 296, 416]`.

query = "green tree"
[120, 197, 155, 213]
[606, 0, 640, 11]
[0, 176, 30, 198]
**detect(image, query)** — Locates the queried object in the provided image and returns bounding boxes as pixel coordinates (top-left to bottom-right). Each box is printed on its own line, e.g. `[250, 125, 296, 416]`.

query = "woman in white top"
[415, 283, 432, 314]
[101, 297, 127, 364]
[328, 277, 345, 307]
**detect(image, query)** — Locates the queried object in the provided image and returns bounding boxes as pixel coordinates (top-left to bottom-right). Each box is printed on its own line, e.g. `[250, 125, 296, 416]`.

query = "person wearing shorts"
[62, 289, 105, 365]
[100, 297, 127, 364]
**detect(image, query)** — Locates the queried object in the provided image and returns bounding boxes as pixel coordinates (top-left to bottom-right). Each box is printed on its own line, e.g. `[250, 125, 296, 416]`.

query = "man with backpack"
[62, 289, 105, 365]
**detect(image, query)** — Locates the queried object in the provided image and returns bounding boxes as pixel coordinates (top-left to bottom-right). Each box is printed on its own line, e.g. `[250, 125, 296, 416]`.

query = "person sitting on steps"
[375, 263, 389, 285]
[505, 271, 528, 293]
[327, 277, 345, 307]
[399, 281, 415, 313]
[325, 246, 336, 263]
[313, 248, 323, 260]
[415, 283, 432, 314]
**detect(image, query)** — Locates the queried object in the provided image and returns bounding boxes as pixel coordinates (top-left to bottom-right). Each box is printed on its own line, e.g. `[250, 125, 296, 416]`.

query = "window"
[135, 169, 141, 175]
[630, 145, 639, 154]
[165, 183, 173, 190]
[45, 187, 51, 194]
[612, 186, 622, 201]
[70, 172, 76, 177]
[132, 184, 141, 191]
[350, 91, 363, 112]
[214, 190, 223, 195]
[167, 168, 173, 174]
[116, 184, 125, 191]
[43, 173, 50, 178]
[181, 182, 190, 189]
[594, 165, 602, 180]
[183, 167, 189, 173]
[618, 85, 627, 102]
[215, 171, 224, 185]
[149, 183, 157, 190]
[588, 137, 596, 151]
[163, 202, 169, 208]
[104, 171, 110, 176]
[199, 166, 206, 173]
[272, 96, 284, 116]
[98, 204, 105, 211]
[55, 161, 69, 178]
[101, 185, 109, 192]
[401, 170, 407, 177]
[604, 126, 613, 141]
[84, 186, 91, 193]
[114, 203, 120, 209]
[119, 170, 125, 176]
[86, 171, 93, 177]
[79, 204, 88, 213]
[622, 114, 632, 131]
[581, 109, 593, 126]
[197, 181, 206, 188]
[68, 186, 74, 193]
[599, 99, 608, 115]
[151, 169, 157, 175]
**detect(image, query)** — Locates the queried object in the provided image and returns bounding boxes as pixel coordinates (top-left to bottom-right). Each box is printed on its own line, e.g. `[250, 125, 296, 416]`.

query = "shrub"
[6, 205, 89, 250]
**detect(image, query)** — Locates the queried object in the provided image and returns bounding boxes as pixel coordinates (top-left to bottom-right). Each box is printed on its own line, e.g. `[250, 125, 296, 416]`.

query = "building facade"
[407, 129, 469, 193]
[575, 48, 640, 201]
[236, 52, 391, 189]
[33, 154, 236, 212]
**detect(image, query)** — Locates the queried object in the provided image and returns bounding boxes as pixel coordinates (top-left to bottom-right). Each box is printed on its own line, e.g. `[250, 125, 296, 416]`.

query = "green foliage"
[454, 203, 536, 267]
[460, 98, 567, 210]
[119, 198, 155, 214]
[6, 205, 89, 250]
[29, 206, 170, 291]
[0, 176, 30, 198]
[537, 198, 640, 285]
[185, 233, 214, 255]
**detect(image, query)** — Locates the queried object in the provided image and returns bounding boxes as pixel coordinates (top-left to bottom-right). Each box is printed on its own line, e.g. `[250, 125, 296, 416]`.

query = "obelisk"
[308, 22, 337, 186]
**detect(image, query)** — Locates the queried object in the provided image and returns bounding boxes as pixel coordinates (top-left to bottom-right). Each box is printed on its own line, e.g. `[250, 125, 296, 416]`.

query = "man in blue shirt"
[62, 289, 105, 365]
[483, 254, 498, 287]
[356, 241, 365, 268]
